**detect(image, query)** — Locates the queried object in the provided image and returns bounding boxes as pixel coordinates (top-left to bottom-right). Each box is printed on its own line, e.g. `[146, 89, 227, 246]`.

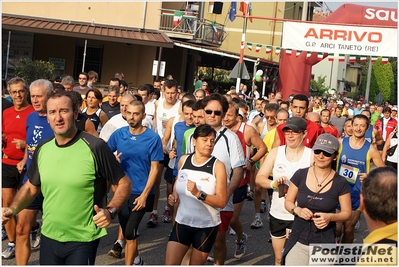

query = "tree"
[14, 58, 54, 85]
[361, 57, 395, 104]
[310, 75, 329, 97]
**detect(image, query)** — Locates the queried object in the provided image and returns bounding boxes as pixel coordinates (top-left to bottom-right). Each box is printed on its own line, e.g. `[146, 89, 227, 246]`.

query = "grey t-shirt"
[329, 115, 346, 136]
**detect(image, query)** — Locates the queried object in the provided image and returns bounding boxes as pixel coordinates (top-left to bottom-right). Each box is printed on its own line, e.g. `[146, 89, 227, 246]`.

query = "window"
[74, 43, 103, 82]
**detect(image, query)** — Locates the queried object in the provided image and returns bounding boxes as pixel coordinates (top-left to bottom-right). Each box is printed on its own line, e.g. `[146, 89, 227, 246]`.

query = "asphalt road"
[2, 178, 370, 265]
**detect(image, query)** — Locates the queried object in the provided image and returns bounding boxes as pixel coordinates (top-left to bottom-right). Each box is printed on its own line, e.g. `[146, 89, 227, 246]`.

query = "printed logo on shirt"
[275, 164, 286, 173]
[16, 115, 20, 119]
[200, 177, 210, 182]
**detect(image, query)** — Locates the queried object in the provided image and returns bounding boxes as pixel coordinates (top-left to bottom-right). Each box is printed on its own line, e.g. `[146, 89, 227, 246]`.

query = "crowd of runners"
[1, 72, 397, 265]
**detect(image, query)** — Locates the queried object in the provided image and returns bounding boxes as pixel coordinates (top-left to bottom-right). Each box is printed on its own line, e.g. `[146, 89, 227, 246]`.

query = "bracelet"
[291, 206, 297, 216]
[270, 180, 277, 189]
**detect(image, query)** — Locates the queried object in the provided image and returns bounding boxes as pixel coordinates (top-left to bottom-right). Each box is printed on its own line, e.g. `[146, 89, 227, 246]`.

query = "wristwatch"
[248, 158, 255, 166]
[107, 206, 118, 219]
[197, 191, 207, 201]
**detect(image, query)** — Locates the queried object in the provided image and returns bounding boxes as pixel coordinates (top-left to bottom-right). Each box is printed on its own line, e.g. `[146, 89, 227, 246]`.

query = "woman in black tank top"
[83, 88, 108, 134]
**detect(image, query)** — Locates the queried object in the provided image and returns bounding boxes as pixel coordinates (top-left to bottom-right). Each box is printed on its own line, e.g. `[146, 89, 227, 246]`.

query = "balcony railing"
[159, 9, 226, 47]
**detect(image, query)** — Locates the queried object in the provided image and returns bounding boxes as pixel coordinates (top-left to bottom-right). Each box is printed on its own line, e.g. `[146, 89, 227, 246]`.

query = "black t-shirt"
[101, 102, 121, 119]
[291, 167, 350, 244]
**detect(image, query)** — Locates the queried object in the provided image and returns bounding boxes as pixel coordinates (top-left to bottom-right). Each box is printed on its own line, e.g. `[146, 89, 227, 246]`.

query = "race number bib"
[339, 164, 359, 184]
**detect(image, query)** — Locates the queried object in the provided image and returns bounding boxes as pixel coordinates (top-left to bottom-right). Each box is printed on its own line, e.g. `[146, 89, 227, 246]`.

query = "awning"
[174, 41, 278, 65]
[2, 14, 174, 48]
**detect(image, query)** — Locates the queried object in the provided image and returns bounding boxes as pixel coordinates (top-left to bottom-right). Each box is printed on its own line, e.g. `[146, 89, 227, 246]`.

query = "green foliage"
[361, 57, 395, 104]
[198, 66, 237, 93]
[14, 58, 55, 85]
[310, 75, 330, 97]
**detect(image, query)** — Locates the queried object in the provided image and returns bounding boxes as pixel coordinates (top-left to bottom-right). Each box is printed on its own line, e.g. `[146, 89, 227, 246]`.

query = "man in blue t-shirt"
[14, 79, 54, 264]
[107, 100, 164, 265]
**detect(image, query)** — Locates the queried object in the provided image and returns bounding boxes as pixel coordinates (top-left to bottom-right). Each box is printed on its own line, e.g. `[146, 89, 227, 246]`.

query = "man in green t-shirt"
[194, 74, 204, 91]
[370, 104, 381, 126]
[2, 91, 132, 265]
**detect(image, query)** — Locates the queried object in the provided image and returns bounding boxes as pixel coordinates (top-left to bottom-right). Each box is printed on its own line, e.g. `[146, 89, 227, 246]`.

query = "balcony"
[159, 9, 226, 47]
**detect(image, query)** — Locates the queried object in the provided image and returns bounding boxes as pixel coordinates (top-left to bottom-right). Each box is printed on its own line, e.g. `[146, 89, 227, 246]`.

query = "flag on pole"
[275, 47, 281, 56]
[229, 2, 237, 22]
[296, 50, 302, 57]
[173, 11, 184, 26]
[265, 45, 272, 54]
[338, 54, 345, 62]
[382, 57, 389, 64]
[349, 55, 356, 63]
[328, 53, 334, 61]
[306, 51, 312, 58]
[285, 48, 292, 56]
[255, 44, 262, 52]
[247, 42, 252, 50]
[360, 56, 367, 62]
[371, 56, 378, 62]
[317, 52, 324, 60]
[240, 1, 253, 22]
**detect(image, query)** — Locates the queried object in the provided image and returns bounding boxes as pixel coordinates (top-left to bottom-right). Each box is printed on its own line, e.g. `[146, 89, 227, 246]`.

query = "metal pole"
[236, 14, 248, 93]
[82, 39, 87, 72]
[4, 31, 11, 79]
[365, 57, 372, 102]
[156, 47, 163, 80]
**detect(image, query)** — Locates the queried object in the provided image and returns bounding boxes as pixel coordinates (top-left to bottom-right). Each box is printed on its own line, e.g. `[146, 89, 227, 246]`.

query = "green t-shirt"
[370, 112, 380, 126]
[182, 127, 196, 154]
[29, 131, 126, 242]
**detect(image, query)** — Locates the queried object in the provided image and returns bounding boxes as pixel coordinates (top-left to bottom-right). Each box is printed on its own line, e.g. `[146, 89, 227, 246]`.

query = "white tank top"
[270, 145, 312, 221]
[156, 98, 181, 138]
[167, 115, 181, 169]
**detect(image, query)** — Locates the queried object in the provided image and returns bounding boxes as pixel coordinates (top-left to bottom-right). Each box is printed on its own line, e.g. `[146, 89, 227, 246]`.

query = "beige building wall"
[2, 2, 162, 30]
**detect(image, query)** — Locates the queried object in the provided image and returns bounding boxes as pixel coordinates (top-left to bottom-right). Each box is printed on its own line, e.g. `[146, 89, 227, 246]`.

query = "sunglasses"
[205, 109, 222, 116]
[314, 102, 320, 104]
[265, 116, 275, 120]
[314, 150, 334, 157]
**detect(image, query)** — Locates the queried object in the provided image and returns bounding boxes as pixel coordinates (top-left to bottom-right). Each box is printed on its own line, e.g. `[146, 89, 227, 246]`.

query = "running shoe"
[1, 226, 7, 241]
[162, 209, 171, 223]
[234, 233, 248, 259]
[108, 241, 123, 258]
[133, 255, 144, 265]
[31, 221, 41, 248]
[246, 190, 254, 201]
[229, 227, 236, 235]
[260, 201, 266, 213]
[250, 216, 263, 229]
[2, 242, 15, 259]
[207, 253, 214, 263]
[147, 213, 158, 227]
[354, 220, 360, 230]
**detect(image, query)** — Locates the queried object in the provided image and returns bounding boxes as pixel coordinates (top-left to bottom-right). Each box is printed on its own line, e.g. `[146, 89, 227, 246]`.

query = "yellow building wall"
[2, 2, 162, 30]
[200, 2, 288, 64]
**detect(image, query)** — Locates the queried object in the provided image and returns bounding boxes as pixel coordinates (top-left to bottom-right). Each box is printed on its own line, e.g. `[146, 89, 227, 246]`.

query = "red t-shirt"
[276, 119, 324, 148]
[323, 125, 339, 138]
[2, 105, 35, 165]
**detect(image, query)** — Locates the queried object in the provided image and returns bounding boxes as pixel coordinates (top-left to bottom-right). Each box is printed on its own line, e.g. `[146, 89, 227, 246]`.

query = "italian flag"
[173, 11, 184, 26]
[306, 51, 312, 58]
[247, 42, 253, 51]
[285, 48, 292, 56]
[265, 45, 272, 54]
[317, 52, 324, 60]
[382, 57, 389, 64]
[339, 54, 345, 62]
[275, 47, 281, 56]
[360, 56, 367, 62]
[328, 53, 334, 61]
[256, 44, 262, 53]
[371, 56, 378, 62]
[296, 50, 302, 57]
[349, 55, 356, 63]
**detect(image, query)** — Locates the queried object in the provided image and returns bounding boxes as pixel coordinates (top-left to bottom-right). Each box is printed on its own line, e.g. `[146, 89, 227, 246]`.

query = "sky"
[323, 2, 398, 12]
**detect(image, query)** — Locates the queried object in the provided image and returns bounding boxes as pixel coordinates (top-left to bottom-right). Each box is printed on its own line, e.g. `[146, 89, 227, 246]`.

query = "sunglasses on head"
[205, 109, 222, 116]
[314, 150, 334, 157]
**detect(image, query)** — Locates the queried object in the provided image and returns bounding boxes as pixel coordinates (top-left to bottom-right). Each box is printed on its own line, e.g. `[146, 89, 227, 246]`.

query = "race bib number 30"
[339, 164, 359, 184]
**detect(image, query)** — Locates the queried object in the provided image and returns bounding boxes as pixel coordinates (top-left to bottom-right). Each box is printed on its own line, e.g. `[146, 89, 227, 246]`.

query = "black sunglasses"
[205, 109, 222, 116]
[314, 150, 334, 157]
